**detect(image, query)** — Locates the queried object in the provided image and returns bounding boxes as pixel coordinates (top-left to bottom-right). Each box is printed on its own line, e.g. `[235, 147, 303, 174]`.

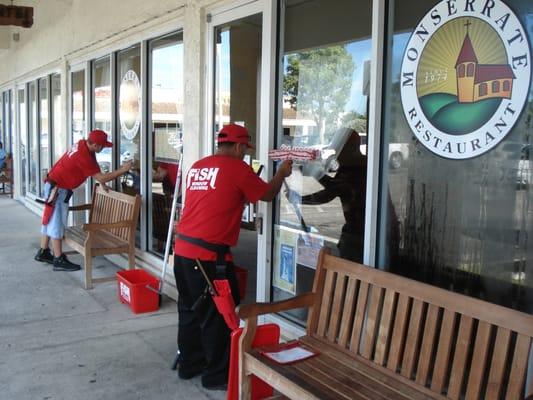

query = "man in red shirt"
[173, 124, 292, 391]
[34, 130, 133, 271]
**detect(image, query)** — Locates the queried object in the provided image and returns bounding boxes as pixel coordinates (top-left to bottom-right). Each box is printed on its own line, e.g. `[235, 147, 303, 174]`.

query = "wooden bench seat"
[64, 185, 141, 289]
[238, 248, 533, 400]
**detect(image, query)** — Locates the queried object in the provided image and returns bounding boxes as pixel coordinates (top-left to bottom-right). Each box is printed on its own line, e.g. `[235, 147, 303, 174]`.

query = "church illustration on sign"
[455, 22, 515, 103]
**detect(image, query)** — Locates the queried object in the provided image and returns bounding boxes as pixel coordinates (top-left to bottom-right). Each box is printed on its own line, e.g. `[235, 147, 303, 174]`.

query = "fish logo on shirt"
[186, 167, 219, 191]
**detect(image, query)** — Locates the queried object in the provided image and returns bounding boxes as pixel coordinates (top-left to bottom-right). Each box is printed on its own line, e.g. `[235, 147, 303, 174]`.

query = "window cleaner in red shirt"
[34, 130, 134, 271]
[173, 124, 292, 391]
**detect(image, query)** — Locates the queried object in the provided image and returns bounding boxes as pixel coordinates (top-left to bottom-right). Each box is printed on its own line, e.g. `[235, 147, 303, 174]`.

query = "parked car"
[359, 134, 409, 169]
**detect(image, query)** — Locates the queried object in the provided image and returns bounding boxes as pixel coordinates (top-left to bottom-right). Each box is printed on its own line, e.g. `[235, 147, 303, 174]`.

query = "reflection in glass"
[274, 0, 372, 324]
[214, 14, 261, 159]
[71, 69, 86, 225]
[2, 91, 9, 152]
[92, 57, 112, 174]
[72, 70, 85, 143]
[28, 81, 38, 195]
[118, 45, 141, 246]
[379, 0, 533, 314]
[118, 45, 141, 197]
[51, 74, 63, 163]
[39, 77, 49, 197]
[149, 32, 183, 256]
[18, 89, 26, 196]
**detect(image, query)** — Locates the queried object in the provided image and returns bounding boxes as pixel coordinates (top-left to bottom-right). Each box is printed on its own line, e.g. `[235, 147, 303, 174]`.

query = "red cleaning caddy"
[117, 269, 160, 314]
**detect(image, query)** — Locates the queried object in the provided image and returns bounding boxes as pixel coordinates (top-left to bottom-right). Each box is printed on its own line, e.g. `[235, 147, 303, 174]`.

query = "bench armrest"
[69, 204, 91, 211]
[237, 292, 316, 319]
[83, 220, 134, 231]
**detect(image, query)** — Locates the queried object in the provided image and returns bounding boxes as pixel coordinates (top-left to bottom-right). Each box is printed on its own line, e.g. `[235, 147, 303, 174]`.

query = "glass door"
[273, 0, 373, 324]
[207, 0, 276, 303]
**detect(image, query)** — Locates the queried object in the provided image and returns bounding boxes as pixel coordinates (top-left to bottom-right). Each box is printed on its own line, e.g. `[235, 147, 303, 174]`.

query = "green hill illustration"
[420, 93, 501, 134]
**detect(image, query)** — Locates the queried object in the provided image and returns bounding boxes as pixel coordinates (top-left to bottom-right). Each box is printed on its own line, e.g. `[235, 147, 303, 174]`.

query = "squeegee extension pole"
[160, 156, 183, 294]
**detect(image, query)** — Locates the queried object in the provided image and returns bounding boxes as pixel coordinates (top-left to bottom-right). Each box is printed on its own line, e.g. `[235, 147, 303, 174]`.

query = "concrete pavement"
[0, 197, 226, 400]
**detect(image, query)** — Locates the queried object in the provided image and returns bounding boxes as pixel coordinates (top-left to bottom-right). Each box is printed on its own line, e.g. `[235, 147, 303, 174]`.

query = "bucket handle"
[145, 283, 161, 295]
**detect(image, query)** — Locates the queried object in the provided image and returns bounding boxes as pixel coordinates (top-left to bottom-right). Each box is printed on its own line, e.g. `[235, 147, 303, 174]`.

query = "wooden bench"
[238, 248, 533, 400]
[64, 185, 141, 289]
[0, 155, 13, 197]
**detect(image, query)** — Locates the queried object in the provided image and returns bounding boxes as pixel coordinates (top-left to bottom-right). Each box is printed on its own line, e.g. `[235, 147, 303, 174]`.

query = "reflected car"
[359, 134, 409, 169]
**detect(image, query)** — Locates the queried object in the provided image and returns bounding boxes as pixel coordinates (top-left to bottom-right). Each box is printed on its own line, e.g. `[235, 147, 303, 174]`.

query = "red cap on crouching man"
[88, 129, 113, 148]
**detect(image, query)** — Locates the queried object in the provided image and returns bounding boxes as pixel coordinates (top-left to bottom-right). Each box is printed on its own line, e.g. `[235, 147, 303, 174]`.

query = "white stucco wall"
[0, 0, 188, 84]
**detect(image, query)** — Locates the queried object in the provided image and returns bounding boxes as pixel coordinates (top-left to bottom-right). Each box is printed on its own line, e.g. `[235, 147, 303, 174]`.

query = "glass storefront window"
[39, 77, 49, 197]
[28, 81, 38, 195]
[51, 74, 64, 162]
[379, 0, 533, 314]
[118, 45, 141, 246]
[117, 45, 141, 197]
[213, 14, 261, 159]
[273, 0, 372, 323]
[71, 69, 86, 225]
[72, 70, 85, 143]
[2, 91, 12, 154]
[18, 88, 26, 196]
[149, 32, 183, 256]
[93, 57, 112, 173]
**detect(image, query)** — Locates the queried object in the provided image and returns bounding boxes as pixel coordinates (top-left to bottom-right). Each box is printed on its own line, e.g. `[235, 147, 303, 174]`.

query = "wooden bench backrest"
[307, 249, 533, 400]
[89, 185, 141, 242]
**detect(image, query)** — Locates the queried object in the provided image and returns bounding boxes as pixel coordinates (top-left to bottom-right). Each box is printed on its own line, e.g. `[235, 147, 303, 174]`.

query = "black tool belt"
[44, 175, 73, 204]
[177, 233, 230, 278]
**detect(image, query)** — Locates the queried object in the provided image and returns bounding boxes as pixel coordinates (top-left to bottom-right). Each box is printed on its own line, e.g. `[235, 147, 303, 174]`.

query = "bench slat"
[430, 309, 456, 393]
[327, 273, 346, 343]
[447, 315, 473, 400]
[294, 360, 377, 400]
[375, 288, 396, 365]
[485, 327, 511, 400]
[362, 285, 383, 359]
[301, 336, 440, 400]
[338, 277, 357, 348]
[401, 299, 424, 379]
[387, 294, 410, 372]
[416, 304, 439, 386]
[316, 269, 335, 339]
[505, 334, 531, 400]
[349, 281, 369, 355]
[465, 320, 491, 400]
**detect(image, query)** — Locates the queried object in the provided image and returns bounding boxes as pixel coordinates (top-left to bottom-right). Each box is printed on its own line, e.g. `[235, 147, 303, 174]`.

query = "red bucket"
[116, 269, 159, 314]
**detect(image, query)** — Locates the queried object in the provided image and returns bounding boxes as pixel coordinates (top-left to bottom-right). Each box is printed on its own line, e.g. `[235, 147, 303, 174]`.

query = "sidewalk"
[0, 198, 226, 400]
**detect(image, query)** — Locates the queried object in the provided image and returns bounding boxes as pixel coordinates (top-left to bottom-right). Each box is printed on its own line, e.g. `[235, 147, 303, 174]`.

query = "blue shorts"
[41, 182, 69, 240]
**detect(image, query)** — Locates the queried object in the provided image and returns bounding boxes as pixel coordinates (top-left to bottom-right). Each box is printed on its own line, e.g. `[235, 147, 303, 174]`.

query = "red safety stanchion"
[227, 324, 280, 400]
[195, 259, 280, 399]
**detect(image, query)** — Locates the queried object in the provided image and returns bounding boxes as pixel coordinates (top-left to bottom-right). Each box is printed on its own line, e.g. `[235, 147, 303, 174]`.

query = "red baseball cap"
[88, 129, 113, 147]
[217, 124, 254, 149]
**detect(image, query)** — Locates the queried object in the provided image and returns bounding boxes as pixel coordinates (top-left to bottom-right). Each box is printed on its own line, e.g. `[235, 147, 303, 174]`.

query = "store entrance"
[210, 9, 264, 303]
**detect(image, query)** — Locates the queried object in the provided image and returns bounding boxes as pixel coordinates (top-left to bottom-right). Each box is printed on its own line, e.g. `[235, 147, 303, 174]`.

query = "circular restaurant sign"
[119, 69, 141, 140]
[400, 0, 531, 159]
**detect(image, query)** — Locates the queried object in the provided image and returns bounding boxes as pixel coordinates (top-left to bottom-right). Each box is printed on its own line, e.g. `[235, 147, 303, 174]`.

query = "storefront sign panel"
[400, 0, 531, 159]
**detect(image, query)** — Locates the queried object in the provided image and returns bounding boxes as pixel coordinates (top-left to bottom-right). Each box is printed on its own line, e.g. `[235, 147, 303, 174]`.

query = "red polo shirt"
[48, 140, 101, 190]
[174, 155, 269, 261]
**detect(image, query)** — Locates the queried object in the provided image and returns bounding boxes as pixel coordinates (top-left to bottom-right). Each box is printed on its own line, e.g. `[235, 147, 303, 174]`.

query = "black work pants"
[173, 255, 240, 387]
